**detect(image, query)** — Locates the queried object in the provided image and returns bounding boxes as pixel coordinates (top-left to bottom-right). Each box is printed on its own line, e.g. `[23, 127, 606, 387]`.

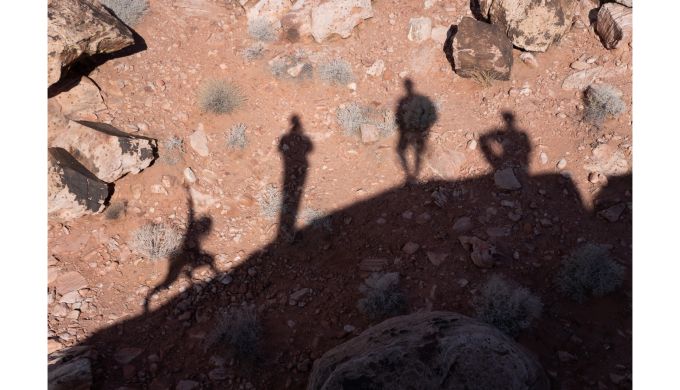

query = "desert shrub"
[105, 201, 127, 220]
[163, 136, 184, 152]
[473, 275, 543, 337]
[198, 80, 245, 114]
[301, 208, 332, 232]
[377, 109, 398, 137]
[206, 305, 261, 359]
[319, 59, 354, 85]
[336, 103, 367, 136]
[130, 223, 182, 260]
[357, 273, 407, 320]
[584, 84, 626, 125]
[269, 53, 313, 81]
[226, 123, 247, 150]
[243, 43, 266, 61]
[248, 18, 277, 42]
[257, 184, 282, 221]
[100, 0, 149, 27]
[556, 243, 626, 302]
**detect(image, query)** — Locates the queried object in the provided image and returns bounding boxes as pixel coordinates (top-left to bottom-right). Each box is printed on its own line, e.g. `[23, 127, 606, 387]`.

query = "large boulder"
[52, 76, 107, 121]
[50, 121, 157, 183]
[452, 17, 514, 80]
[307, 311, 549, 390]
[596, 3, 632, 49]
[48, 147, 110, 221]
[311, 0, 373, 43]
[48, 0, 134, 87]
[246, 0, 292, 27]
[479, 0, 577, 52]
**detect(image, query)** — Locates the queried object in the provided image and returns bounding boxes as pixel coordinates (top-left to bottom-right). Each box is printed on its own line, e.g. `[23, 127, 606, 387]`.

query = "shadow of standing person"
[479, 111, 532, 174]
[395, 78, 438, 184]
[144, 186, 217, 312]
[277, 115, 314, 243]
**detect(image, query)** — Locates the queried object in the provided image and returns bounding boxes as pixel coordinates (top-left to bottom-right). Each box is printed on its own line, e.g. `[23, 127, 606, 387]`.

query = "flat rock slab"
[452, 17, 513, 80]
[307, 311, 549, 390]
[494, 167, 522, 190]
[311, 0, 373, 43]
[53, 271, 88, 296]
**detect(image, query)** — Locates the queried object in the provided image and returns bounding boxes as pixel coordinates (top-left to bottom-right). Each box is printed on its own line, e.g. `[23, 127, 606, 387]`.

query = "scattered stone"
[585, 143, 629, 176]
[426, 251, 449, 266]
[425, 146, 466, 180]
[481, 0, 576, 52]
[343, 324, 356, 333]
[287, 63, 306, 77]
[557, 158, 567, 170]
[596, 3, 633, 49]
[452, 216, 473, 232]
[176, 380, 200, 390]
[48, 148, 109, 220]
[467, 139, 478, 150]
[189, 128, 210, 157]
[562, 67, 603, 90]
[494, 168, 522, 190]
[48, 0, 134, 87]
[407, 17, 432, 42]
[458, 279, 469, 288]
[360, 123, 380, 144]
[451, 17, 513, 80]
[183, 167, 197, 184]
[430, 25, 449, 45]
[308, 311, 549, 390]
[598, 203, 626, 222]
[48, 355, 92, 390]
[359, 258, 388, 272]
[402, 242, 420, 255]
[48, 339, 63, 354]
[114, 347, 143, 365]
[281, 0, 314, 41]
[486, 226, 511, 238]
[614, 0, 632, 7]
[218, 274, 233, 285]
[311, 0, 373, 43]
[570, 60, 590, 70]
[50, 121, 156, 183]
[59, 291, 82, 304]
[539, 151, 548, 165]
[519, 52, 538, 68]
[161, 175, 175, 188]
[208, 368, 228, 381]
[459, 236, 496, 268]
[290, 288, 312, 302]
[366, 59, 385, 77]
[588, 172, 608, 185]
[150, 184, 169, 195]
[54, 271, 87, 296]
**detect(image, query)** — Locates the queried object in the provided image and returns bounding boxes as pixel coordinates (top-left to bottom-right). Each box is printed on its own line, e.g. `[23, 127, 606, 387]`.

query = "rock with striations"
[451, 17, 514, 80]
[48, 147, 110, 221]
[50, 121, 157, 183]
[596, 3, 632, 49]
[311, 0, 373, 43]
[48, 0, 134, 87]
[307, 311, 549, 390]
[479, 0, 577, 52]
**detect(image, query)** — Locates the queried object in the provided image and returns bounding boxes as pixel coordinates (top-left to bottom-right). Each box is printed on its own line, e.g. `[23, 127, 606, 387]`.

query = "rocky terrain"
[47, 0, 632, 389]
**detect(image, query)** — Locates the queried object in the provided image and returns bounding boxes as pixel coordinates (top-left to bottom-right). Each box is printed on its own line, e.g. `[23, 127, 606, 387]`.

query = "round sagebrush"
[130, 223, 182, 260]
[556, 243, 626, 302]
[198, 80, 245, 114]
[248, 18, 277, 42]
[226, 123, 247, 150]
[319, 59, 354, 85]
[473, 275, 543, 337]
[584, 84, 626, 125]
[100, 0, 149, 27]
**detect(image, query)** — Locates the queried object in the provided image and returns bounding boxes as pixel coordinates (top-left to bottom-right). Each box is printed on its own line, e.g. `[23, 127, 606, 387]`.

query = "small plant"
[243, 43, 266, 61]
[226, 123, 247, 150]
[318, 59, 354, 85]
[257, 184, 282, 221]
[468, 69, 496, 87]
[248, 18, 277, 42]
[556, 243, 626, 302]
[336, 103, 367, 136]
[473, 275, 542, 337]
[100, 0, 149, 27]
[583, 84, 626, 125]
[130, 223, 182, 260]
[206, 305, 261, 359]
[357, 273, 407, 320]
[198, 80, 245, 114]
[159, 136, 184, 165]
[301, 208, 332, 232]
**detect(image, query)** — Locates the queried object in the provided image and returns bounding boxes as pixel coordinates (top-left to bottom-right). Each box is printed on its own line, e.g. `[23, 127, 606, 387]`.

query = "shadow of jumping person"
[395, 78, 438, 184]
[143, 186, 217, 312]
[277, 115, 314, 243]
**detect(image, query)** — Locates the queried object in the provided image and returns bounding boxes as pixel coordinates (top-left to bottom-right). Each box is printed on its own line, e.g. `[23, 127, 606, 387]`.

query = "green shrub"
[473, 275, 542, 337]
[198, 80, 245, 114]
[556, 243, 626, 302]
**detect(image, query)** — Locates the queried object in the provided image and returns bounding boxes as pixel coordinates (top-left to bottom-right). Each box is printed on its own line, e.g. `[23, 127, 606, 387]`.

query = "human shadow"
[277, 115, 314, 243]
[143, 186, 217, 313]
[57, 111, 631, 389]
[395, 78, 438, 184]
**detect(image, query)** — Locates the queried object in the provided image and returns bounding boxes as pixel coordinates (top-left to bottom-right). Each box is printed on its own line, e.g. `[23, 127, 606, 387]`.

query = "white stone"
[311, 0, 373, 43]
[407, 17, 432, 42]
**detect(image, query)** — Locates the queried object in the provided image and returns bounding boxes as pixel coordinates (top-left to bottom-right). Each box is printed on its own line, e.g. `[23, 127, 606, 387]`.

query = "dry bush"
[226, 123, 247, 150]
[243, 43, 266, 61]
[100, 0, 149, 27]
[198, 80, 245, 114]
[337, 103, 397, 138]
[357, 273, 407, 320]
[257, 184, 282, 221]
[248, 18, 277, 42]
[556, 243, 626, 302]
[130, 223, 182, 260]
[319, 59, 354, 85]
[468, 69, 496, 87]
[473, 275, 543, 337]
[584, 84, 626, 125]
[205, 305, 261, 359]
[301, 208, 332, 232]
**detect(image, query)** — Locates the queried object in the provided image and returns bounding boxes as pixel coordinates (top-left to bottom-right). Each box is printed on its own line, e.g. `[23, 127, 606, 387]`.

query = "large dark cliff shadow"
[62, 112, 632, 389]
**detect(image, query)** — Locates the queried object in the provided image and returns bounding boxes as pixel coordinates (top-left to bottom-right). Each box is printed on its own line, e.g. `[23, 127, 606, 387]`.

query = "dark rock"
[451, 17, 513, 80]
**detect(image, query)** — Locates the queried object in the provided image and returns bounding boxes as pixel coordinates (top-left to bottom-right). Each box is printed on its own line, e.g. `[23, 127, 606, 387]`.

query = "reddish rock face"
[452, 17, 514, 80]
